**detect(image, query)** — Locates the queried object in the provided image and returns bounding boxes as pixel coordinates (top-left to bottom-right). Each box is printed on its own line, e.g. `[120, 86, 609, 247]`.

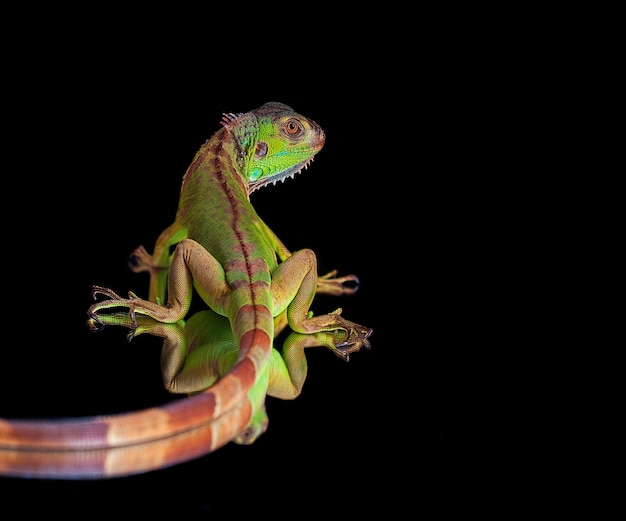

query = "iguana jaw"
[248, 158, 315, 193]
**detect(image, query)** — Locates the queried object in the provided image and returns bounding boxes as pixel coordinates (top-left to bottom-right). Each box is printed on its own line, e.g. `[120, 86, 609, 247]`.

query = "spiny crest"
[220, 112, 244, 129]
[220, 110, 261, 168]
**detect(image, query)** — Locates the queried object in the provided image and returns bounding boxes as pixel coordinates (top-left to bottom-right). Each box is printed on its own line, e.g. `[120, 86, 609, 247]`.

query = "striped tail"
[0, 307, 273, 452]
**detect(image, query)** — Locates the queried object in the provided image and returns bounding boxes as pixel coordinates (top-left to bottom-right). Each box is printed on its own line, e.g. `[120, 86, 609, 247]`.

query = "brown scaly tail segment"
[0, 323, 270, 451]
[0, 298, 273, 478]
[0, 396, 254, 479]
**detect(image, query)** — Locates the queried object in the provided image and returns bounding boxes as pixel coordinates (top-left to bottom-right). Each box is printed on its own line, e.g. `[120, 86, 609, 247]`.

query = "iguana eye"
[255, 141, 268, 159]
[284, 119, 303, 136]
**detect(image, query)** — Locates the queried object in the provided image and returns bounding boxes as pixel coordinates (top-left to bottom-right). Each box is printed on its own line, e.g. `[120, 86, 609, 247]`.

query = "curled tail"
[0, 314, 273, 452]
[0, 305, 274, 479]
[0, 396, 255, 479]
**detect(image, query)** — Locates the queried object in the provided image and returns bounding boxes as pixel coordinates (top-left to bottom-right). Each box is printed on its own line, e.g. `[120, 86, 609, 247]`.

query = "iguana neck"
[179, 126, 247, 217]
[176, 125, 272, 266]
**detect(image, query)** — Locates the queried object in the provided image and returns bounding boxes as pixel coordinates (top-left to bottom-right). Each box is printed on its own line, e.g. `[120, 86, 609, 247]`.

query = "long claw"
[91, 285, 123, 300]
[86, 314, 105, 332]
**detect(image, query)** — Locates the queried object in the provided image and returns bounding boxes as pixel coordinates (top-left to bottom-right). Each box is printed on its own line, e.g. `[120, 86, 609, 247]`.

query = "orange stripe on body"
[232, 304, 273, 343]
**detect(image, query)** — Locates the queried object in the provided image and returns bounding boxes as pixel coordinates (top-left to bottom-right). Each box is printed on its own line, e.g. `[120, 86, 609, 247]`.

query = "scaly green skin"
[0, 102, 372, 478]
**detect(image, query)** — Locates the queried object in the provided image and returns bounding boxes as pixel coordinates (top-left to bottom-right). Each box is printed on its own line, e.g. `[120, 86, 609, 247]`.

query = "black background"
[0, 25, 521, 516]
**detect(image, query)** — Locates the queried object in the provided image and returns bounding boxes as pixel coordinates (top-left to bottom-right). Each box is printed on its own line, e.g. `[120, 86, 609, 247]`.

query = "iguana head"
[221, 102, 325, 194]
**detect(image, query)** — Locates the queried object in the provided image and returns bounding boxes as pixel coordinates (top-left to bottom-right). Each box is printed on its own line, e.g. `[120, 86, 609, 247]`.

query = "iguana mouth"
[248, 158, 315, 193]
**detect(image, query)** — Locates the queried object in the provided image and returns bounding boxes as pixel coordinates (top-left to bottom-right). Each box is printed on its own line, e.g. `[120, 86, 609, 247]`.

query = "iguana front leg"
[257, 215, 361, 297]
[128, 222, 188, 304]
[316, 269, 360, 296]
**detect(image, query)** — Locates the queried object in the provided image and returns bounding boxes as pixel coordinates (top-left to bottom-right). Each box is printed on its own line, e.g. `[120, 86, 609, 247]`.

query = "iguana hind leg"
[270, 248, 372, 353]
[89, 238, 229, 326]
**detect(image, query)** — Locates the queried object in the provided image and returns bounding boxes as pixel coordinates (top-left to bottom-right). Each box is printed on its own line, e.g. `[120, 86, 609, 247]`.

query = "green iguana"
[0, 102, 372, 478]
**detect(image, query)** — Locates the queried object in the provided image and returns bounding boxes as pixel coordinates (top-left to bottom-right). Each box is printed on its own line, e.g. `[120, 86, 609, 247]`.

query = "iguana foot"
[315, 319, 373, 361]
[295, 307, 372, 361]
[333, 316, 373, 360]
[316, 269, 360, 296]
[87, 310, 183, 344]
[128, 245, 156, 273]
[88, 283, 187, 329]
[87, 285, 146, 329]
